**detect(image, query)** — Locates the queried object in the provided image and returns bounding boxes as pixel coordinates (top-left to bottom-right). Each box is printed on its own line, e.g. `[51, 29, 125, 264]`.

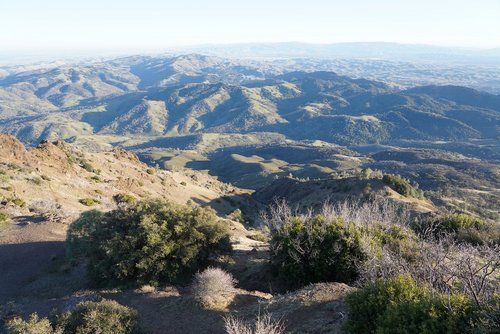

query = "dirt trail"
[0, 221, 66, 303]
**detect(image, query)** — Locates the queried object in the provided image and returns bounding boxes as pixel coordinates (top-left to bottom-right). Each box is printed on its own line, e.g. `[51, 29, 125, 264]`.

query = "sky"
[1, 0, 499, 54]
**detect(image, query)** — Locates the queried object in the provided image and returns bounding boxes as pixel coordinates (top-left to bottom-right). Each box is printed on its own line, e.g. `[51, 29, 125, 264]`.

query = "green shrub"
[78, 198, 100, 206]
[113, 193, 137, 205]
[6, 313, 59, 334]
[67, 199, 231, 287]
[29, 177, 43, 186]
[145, 168, 156, 175]
[270, 215, 366, 288]
[0, 211, 10, 229]
[57, 299, 140, 334]
[0, 211, 9, 223]
[10, 197, 25, 207]
[90, 175, 101, 182]
[362, 223, 418, 260]
[413, 213, 498, 245]
[382, 174, 422, 198]
[344, 275, 477, 334]
[80, 160, 99, 174]
[6, 300, 140, 334]
[229, 209, 244, 223]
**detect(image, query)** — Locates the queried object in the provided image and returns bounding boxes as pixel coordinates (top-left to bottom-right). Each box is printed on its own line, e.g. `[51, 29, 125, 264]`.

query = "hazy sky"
[1, 0, 499, 53]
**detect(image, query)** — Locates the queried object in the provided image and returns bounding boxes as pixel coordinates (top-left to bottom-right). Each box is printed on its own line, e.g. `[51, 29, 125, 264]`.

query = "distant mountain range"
[0, 52, 498, 220]
[0, 54, 498, 147]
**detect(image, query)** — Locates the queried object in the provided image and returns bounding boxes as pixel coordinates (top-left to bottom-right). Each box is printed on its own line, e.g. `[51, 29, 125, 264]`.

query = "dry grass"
[224, 314, 285, 334]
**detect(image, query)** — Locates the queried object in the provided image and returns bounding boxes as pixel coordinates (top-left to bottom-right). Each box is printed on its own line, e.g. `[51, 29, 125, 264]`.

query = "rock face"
[0, 134, 29, 161]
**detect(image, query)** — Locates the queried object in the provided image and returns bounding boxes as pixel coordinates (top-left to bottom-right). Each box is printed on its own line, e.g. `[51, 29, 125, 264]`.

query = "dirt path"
[0, 220, 67, 303]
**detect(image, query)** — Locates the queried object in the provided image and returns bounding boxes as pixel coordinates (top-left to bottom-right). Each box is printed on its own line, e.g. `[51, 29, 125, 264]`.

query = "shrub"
[6, 300, 140, 334]
[10, 197, 25, 207]
[57, 299, 140, 334]
[0, 211, 10, 230]
[344, 275, 478, 334]
[229, 209, 244, 223]
[113, 193, 137, 205]
[6, 313, 59, 334]
[413, 213, 498, 245]
[361, 223, 418, 260]
[382, 174, 422, 198]
[78, 198, 100, 206]
[29, 177, 43, 186]
[80, 160, 99, 174]
[67, 200, 231, 287]
[180, 181, 187, 186]
[224, 314, 285, 334]
[192, 267, 237, 309]
[270, 215, 366, 288]
[145, 168, 156, 175]
[90, 175, 101, 182]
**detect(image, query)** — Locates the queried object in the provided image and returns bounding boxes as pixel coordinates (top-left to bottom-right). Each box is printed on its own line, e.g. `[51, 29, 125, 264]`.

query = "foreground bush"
[57, 299, 140, 334]
[6, 313, 59, 334]
[6, 300, 139, 334]
[344, 275, 478, 334]
[270, 215, 366, 288]
[192, 267, 237, 309]
[67, 199, 231, 287]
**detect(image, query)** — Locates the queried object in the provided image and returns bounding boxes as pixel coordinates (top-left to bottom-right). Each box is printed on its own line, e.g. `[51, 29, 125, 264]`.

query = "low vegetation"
[382, 174, 422, 198]
[0, 211, 9, 229]
[78, 198, 101, 206]
[6, 299, 140, 334]
[269, 215, 366, 287]
[224, 314, 285, 334]
[413, 213, 499, 245]
[345, 275, 479, 333]
[67, 199, 231, 287]
[266, 198, 417, 289]
[192, 267, 237, 310]
[113, 193, 137, 205]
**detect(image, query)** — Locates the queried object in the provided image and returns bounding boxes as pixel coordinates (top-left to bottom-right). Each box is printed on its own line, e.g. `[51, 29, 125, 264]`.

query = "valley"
[0, 49, 498, 333]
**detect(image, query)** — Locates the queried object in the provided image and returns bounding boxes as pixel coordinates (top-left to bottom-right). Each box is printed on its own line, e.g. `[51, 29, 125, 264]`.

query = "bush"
[67, 199, 231, 287]
[6, 300, 140, 334]
[57, 299, 140, 334]
[78, 198, 100, 206]
[229, 209, 244, 223]
[270, 215, 366, 288]
[382, 174, 422, 198]
[0, 211, 9, 223]
[224, 314, 285, 334]
[413, 213, 499, 245]
[10, 197, 25, 207]
[145, 168, 156, 175]
[0, 211, 10, 230]
[344, 275, 478, 334]
[6, 313, 58, 334]
[192, 267, 237, 309]
[113, 193, 137, 205]
[80, 160, 99, 174]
